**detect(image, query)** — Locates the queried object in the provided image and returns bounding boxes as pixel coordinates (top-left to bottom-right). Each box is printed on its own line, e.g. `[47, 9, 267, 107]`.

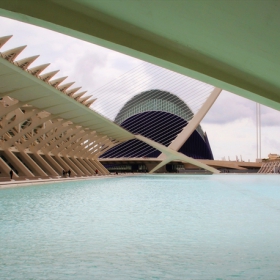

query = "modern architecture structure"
[0, 35, 221, 179]
[0, 1, 280, 111]
[0, 35, 134, 178]
[101, 90, 213, 172]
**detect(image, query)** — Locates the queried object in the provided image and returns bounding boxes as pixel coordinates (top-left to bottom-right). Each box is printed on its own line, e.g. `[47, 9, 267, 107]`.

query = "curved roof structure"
[102, 90, 213, 160]
[115, 89, 193, 123]
[0, 35, 134, 142]
[0, 35, 220, 176]
[115, 89, 204, 138]
[0, 1, 280, 110]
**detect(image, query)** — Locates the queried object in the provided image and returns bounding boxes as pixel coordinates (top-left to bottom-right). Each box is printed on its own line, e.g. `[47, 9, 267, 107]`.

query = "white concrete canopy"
[0, 1, 280, 111]
[0, 51, 134, 142]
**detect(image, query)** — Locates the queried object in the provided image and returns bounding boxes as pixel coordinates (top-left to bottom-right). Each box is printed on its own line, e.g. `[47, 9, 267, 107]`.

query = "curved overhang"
[0, 51, 134, 142]
[0, 1, 280, 110]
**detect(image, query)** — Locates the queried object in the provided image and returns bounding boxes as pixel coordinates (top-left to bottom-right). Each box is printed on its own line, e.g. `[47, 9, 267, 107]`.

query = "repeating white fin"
[1, 45, 27, 62]
[15, 55, 39, 70]
[27, 63, 50, 76]
[0, 35, 13, 49]
[84, 97, 97, 107]
[0, 36, 92, 109]
[39, 70, 60, 82]
[72, 91, 87, 100]
[58, 82, 75, 92]
[49, 76, 67, 87]
[78, 95, 92, 103]
[66, 87, 81, 96]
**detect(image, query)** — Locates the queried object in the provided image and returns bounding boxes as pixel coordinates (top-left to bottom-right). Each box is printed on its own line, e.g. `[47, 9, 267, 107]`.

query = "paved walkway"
[0, 174, 135, 189]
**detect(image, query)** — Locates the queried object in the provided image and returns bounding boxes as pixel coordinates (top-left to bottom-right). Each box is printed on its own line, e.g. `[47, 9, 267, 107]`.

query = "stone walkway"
[0, 174, 135, 189]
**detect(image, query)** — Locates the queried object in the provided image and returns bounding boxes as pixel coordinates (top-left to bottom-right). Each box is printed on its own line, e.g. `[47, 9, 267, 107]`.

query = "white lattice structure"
[0, 35, 134, 179]
[0, 35, 221, 179]
[258, 161, 280, 174]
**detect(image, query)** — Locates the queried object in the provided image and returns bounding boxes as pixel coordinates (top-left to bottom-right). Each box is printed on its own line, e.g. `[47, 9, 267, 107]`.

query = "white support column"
[76, 158, 95, 175]
[135, 135, 220, 174]
[53, 155, 77, 176]
[71, 157, 91, 175]
[168, 87, 222, 152]
[151, 88, 222, 172]
[89, 159, 109, 175]
[149, 157, 172, 174]
[31, 153, 58, 176]
[0, 157, 19, 178]
[3, 149, 35, 177]
[83, 158, 97, 174]
[18, 151, 48, 177]
[62, 156, 85, 176]
[44, 154, 65, 175]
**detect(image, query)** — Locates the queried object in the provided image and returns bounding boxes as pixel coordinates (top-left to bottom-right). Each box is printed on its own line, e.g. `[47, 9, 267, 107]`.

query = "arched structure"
[115, 89, 204, 138]
[101, 90, 213, 160]
[0, 35, 134, 179]
[0, 1, 280, 111]
[0, 36, 220, 177]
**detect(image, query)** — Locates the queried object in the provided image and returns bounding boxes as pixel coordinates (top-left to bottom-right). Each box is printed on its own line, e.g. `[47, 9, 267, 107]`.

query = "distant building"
[267, 153, 280, 160]
[101, 90, 214, 172]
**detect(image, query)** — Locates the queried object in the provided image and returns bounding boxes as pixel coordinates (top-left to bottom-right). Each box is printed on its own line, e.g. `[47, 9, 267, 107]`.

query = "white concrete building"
[0, 35, 134, 179]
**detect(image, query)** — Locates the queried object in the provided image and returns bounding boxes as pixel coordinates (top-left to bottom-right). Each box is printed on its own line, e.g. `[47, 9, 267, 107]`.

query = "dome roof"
[115, 89, 204, 137]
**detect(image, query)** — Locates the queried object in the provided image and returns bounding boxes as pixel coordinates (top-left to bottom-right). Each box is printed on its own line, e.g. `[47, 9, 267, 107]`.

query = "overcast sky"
[1, 16, 280, 162]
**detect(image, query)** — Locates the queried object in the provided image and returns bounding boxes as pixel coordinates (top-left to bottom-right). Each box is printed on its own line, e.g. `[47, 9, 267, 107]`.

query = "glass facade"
[115, 89, 204, 138]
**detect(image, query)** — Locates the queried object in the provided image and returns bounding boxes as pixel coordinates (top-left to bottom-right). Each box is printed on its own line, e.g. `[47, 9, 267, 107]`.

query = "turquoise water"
[1, 175, 280, 279]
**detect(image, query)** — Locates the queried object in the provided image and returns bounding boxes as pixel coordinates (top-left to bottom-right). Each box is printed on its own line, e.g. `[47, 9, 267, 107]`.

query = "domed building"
[100, 89, 214, 172]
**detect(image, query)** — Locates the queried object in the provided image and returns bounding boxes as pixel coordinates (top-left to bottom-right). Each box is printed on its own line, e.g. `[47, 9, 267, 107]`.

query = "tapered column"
[44, 154, 65, 174]
[83, 158, 97, 174]
[89, 159, 109, 175]
[78, 158, 96, 174]
[168, 87, 221, 152]
[87, 159, 100, 174]
[62, 156, 84, 176]
[18, 151, 47, 177]
[0, 157, 19, 178]
[3, 149, 34, 177]
[71, 157, 91, 175]
[53, 155, 77, 176]
[32, 153, 58, 176]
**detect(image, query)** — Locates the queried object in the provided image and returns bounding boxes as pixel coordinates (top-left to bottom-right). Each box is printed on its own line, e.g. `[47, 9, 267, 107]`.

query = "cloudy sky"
[1, 16, 280, 162]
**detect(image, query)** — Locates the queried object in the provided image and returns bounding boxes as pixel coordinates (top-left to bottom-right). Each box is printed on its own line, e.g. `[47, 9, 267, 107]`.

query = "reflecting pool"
[1, 175, 280, 279]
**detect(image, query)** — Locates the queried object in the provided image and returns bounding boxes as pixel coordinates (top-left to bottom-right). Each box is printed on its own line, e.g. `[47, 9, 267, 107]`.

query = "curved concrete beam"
[1, 1, 280, 111]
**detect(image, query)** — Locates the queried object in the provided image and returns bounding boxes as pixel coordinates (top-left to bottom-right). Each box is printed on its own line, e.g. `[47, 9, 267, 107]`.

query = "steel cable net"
[90, 62, 214, 159]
